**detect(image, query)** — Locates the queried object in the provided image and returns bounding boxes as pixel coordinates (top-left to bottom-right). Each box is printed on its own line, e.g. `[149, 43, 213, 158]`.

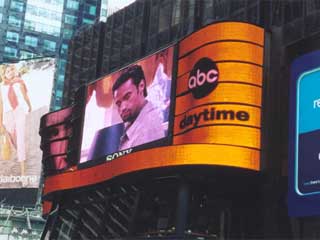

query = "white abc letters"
[188, 69, 218, 89]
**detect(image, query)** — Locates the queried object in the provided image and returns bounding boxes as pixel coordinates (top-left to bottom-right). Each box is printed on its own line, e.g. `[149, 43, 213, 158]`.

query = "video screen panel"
[0, 58, 55, 188]
[288, 49, 320, 217]
[42, 22, 265, 198]
[80, 47, 174, 163]
[40, 106, 74, 173]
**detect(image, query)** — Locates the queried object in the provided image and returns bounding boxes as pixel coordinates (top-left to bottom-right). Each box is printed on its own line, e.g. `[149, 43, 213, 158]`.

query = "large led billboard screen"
[289, 49, 320, 216]
[42, 22, 265, 197]
[80, 47, 174, 164]
[173, 22, 264, 170]
[0, 58, 55, 188]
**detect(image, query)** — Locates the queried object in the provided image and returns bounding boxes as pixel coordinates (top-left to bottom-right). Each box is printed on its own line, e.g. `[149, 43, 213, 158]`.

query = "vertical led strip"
[173, 22, 265, 170]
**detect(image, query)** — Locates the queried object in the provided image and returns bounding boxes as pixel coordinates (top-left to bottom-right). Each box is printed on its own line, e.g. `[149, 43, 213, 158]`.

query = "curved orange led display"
[174, 21, 264, 172]
[43, 144, 260, 196]
[42, 201, 53, 217]
[174, 104, 261, 133]
[43, 22, 264, 198]
[177, 42, 263, 77]
[179, 22, 264, 57]
[175, 84, 262, 113]
[176, 62, 263, 95]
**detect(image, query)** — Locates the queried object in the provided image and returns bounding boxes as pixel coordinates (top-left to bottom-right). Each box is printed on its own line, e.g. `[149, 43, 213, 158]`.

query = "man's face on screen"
[114, 78, 145, 123]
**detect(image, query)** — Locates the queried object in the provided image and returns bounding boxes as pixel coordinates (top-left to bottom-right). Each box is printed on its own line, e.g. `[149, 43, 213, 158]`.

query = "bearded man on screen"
[112, 65, 165, 150]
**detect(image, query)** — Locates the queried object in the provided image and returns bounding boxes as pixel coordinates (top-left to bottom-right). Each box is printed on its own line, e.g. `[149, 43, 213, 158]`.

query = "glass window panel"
[64, 14, 77, 24]
[85, 4, 96, 15]
[25, 35, 38, 47]
[6, 31, 19, 43]
[58, 74, 64, 83]
[62, 29, 73, 39]
[10, 1, 24, 12]
[8, 16, 22, 27]
[56, 90, 63, 98]
[20, 50, 37, 59]
[4, 47, 18, 57]
[66, 0, 79, 10]
[44, 40, 57, 51]
[24, 20, 60, 36]
[83, 18, 94, 25]
[60, 44, 68, 55]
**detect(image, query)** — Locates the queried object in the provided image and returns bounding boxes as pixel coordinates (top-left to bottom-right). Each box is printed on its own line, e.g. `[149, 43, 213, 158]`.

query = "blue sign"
[289, 50, 320, 216]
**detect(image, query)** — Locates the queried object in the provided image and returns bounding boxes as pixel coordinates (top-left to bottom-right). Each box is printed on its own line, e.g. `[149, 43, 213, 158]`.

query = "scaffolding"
[0, 205, 45, 240]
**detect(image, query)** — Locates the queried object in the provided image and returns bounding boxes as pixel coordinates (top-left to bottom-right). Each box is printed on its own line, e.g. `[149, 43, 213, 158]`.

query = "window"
[4, 47, 18, 57]
[62, 29, 73, 39]
[66, 0, 79, 10]
[83, 18, 94, 25]
[57, 74, 64, 83]
[24, 20, 35, 31]
[24, 21, 60, 37]
[60, 44, 68, 55]
[26, 5, 62, 21]
[0, 0, 4, 7]
[43, 40, 57, 51]
[10, 1, 24, 12]
[20, 50, 36, 59]
[8, 16, 22, 27]
[25, 35, 38, 47]
[64, 14, 77, 24]
[56, 90, 63, 98]
[85, 4, 96, 15]
[58, 59, 66, 71]
[0, 13, 2, 23]
[6, 31, 19, 43]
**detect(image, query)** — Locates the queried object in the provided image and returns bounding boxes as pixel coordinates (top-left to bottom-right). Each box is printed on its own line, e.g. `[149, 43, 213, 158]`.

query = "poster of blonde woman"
[0, 58, 55, 188]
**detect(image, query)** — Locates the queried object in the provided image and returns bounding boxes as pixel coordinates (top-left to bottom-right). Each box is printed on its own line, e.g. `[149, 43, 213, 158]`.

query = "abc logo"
[188, 58, 219, 99]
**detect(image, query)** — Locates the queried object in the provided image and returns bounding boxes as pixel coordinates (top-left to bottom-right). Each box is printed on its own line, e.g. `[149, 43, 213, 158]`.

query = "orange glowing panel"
[42, 201, 52, 216]
[179, 22, 264, 58]
[176, 62, 263, 96]
[175, 84, 262, 115]
[178, 42, 263, 77]
[174, 21, 264, 171]
[43, 144, 259, 196]
[173, 125, 261, 149]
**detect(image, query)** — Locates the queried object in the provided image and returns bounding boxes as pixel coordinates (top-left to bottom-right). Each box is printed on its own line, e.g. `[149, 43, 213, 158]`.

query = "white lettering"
[188, 68, 218, 89]
[0, 175, 39, 184]
[206, 69, 218, 83]
[106, 148, 133, 162]
[188, 76, 197, 89]
[313, 98, 320, 108]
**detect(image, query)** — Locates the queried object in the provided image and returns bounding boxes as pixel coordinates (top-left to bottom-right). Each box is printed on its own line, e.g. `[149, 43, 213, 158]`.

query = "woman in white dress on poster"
[0, 64, 32, 180]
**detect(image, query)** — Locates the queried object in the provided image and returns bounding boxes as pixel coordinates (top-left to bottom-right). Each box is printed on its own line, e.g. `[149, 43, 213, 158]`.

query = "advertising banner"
[289, 50, 320, 216]
[0, 58, 55, 188]
[173, 22, 264, 170]
[42, 22, 265, 196]
[80, 47, 174, 164]
[40, 106, 74, 173]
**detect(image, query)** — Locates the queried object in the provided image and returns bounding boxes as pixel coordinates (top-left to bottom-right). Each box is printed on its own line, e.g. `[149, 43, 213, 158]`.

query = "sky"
[108, 0, 136, 12]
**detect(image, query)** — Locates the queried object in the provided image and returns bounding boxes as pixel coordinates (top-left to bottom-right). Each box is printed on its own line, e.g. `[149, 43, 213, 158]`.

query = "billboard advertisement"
[173, 22, 264, 170]
[0, 58, 55, 188]
[80, 47, 174, 164]
[40, 106, 74, 173]
[42, 22, 265, 197]
[289, 50, 320, 216]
